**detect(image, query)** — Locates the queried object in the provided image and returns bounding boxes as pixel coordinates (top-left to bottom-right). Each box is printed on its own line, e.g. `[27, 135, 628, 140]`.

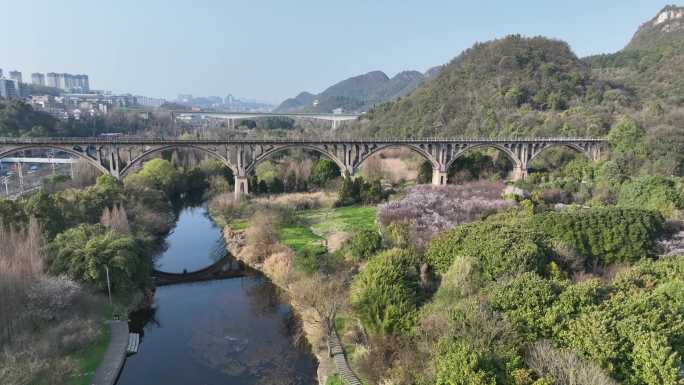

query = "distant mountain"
[355, 35, 630, 138]
[586, 5, 684, 104]
[275, 70, 426, 113]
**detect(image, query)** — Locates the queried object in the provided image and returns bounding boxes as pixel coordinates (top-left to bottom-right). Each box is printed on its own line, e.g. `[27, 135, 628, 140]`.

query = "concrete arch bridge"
[0, 137, 607, 198]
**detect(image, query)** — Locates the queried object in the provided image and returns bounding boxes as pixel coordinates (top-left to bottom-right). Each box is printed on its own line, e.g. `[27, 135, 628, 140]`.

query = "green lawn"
[276, 205, 377, 255]
[228, 218, 249, 230]
[68, 321, 111, 385]
[277, 223, 326, 255]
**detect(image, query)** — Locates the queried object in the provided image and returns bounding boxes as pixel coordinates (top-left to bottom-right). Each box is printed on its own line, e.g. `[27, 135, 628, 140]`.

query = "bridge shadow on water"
[152, 253, 251, 286]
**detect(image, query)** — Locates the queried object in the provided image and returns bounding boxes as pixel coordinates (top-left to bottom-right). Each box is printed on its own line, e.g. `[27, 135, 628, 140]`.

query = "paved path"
[328, 328, 362, 385]
[91, 320, 129, 385]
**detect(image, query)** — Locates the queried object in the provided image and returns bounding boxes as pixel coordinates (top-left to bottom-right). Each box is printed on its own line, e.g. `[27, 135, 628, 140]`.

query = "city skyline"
[1, 1, 680, 103]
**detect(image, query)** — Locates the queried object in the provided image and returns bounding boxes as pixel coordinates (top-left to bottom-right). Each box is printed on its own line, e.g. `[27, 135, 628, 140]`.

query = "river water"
[116, 205, 318, 385]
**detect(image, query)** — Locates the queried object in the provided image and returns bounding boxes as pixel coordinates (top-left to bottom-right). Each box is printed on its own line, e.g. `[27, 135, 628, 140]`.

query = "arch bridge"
[0, 137, 607, 198]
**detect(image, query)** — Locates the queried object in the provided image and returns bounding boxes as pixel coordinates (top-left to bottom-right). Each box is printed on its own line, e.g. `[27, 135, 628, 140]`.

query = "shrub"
[350, 249, 421, 335]
[489, 272, 562, 339]
[425, 220, 549, 279]
[532, 207, 664, 267]
[618, 176, 684, 218]
[345, 229, 383, 261]
[432, 339, 497, 385]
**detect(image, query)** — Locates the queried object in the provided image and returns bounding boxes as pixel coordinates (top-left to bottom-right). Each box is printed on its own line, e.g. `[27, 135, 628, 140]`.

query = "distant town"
[0, 67, 274, 121]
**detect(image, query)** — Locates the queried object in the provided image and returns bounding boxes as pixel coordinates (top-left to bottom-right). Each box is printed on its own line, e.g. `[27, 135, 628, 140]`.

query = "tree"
[310, 159, 340, 187]
[416, 160, 433, 184]
[48, 224, 150, 296]
[608, 117, 646, 175]
[350, 249, 421, 335]
[127, 158, 180, 197]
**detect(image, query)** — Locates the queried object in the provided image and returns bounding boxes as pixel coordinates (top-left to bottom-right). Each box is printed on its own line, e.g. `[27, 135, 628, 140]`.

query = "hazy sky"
[1, 1, 675, 103]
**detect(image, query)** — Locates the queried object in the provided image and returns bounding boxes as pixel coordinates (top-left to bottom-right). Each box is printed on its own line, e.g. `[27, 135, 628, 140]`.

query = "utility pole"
[17, 162, 24, 194]
[105, 265, 113, 308]
[2, 176, 8, 196]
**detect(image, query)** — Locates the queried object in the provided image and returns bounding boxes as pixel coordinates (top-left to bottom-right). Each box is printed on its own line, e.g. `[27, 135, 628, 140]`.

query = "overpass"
[0, 137, 607, 198]
[173, 111, 360, 129]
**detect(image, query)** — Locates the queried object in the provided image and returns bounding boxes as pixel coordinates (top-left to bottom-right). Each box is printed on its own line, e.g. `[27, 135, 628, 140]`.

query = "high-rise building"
[75, 74, 90, 92]
[31, 73, 46, 86]
[0, 78, 18, 98]
[0, 69, 3, 78]
[8, 71, 22, 84]
[46, 72, 59, 88]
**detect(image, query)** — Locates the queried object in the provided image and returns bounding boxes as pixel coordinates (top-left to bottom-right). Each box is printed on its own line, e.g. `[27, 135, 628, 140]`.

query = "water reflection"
[118, 277, 317, 385]
[154, 205, 227, 273]
[116, 204, 317, 385]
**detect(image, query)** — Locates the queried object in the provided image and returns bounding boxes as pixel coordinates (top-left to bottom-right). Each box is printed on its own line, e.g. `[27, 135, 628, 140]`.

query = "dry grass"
[252, 191, 337, 210]
[360, 153, 419, 184]
[326, 231, 351, 252]
[0, 219, 108, 385]
[526, 340, 617, 385]
[262, 248, 295, 286]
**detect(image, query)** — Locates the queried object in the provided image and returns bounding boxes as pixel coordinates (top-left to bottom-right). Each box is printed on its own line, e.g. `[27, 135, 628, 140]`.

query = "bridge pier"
[234, 176, 249, 200]
[432, 169, 448, 185]
[511, 165, 528, 181]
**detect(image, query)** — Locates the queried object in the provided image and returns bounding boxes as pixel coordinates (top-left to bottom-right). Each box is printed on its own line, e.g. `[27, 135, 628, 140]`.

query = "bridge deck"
[0, 137, 608, 145]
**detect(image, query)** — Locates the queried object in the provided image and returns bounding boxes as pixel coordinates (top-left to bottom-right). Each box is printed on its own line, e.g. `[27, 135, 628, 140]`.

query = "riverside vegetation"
[0, 154, 233, 385]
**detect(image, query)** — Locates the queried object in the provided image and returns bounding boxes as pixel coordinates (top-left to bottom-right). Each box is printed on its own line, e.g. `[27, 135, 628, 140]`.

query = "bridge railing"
[0, 137, 609, 145]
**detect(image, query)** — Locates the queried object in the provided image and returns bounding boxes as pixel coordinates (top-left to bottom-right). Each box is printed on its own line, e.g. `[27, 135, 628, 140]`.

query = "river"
[115, 204, 318, 385]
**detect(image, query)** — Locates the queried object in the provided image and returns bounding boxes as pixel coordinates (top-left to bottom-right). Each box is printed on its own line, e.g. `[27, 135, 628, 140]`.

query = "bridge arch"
[0, 145, 109, 175]
[445, 143, 521, 171]
[528, 143, 593, 164]
[355, 143, 440, 172]
[120, 144, 237, 177]
[245, 144, 347, 176]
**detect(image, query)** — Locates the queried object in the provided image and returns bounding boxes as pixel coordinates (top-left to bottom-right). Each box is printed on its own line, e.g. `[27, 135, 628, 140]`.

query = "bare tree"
[0, 218, 46, 343]
[289, 273, 347, 333]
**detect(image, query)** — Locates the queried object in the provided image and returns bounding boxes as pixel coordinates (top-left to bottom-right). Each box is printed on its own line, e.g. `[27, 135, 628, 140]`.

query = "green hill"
[356, 35, 631, 138]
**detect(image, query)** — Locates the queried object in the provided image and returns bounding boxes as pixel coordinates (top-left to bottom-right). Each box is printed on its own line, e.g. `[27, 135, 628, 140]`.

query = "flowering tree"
[377, 181, 514, 249]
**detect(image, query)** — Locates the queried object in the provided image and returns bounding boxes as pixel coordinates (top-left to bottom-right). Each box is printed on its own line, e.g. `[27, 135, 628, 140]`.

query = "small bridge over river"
[153, 255, 247, 286]
[0, 137, 607, 198]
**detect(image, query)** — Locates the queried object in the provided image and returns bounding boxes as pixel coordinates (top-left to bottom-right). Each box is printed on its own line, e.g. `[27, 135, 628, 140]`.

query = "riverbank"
[223, 227, 336, 385]
[90, 321, 128, 385]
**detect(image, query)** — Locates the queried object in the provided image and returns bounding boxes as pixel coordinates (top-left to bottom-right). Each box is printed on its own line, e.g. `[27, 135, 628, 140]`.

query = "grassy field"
[68, 323, 111, 385]
[277, 205, 377, 255]
[68, 303, 113, 385]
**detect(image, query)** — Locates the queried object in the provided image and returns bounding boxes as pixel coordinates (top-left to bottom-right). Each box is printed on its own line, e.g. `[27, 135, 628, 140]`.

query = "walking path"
[91, 320, 129, 385]
[328, 328, 362, 385]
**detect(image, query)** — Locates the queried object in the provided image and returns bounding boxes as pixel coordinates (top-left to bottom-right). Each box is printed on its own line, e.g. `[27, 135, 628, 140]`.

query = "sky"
[0, 1, 677, 104]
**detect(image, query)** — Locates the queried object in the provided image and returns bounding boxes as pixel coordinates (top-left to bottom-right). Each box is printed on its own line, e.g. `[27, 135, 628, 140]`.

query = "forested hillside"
[587, 5, 684, 104]
[355, 35, 632, 138]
